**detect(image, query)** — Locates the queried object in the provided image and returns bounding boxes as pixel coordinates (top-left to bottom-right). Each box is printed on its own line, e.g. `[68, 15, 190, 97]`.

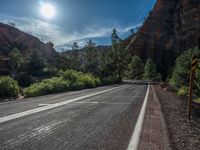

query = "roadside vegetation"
[24, 70, 116, 97]
[169, 47, 200, 100]
[0, 29, 163, 99]
[0, 76, 19, 99]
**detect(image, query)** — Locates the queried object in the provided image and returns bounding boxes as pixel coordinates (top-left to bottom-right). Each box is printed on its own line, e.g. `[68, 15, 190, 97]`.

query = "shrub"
[0, 76, 19, 99]
[24, 77, 70, 97]
[177, 86, 188, 96]
[58, 70, 80, 82]
[70, 81, 85, 90]
[59, 70, 101, 88]
[78, 74, 97, 88]
[24, 70, 104, 97]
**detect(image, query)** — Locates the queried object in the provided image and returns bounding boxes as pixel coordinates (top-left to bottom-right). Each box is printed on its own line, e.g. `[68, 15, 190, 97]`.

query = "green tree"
[170, 47, 200, 87]
[143, 58, 162, 81]
[71, 42, 81, 71]
[110, 29, 128, 79]
[111, 28, 120, 44]
[72, 42, 79, 60]
[8, 48, 22, 76]
[26, 49, 47, 76]
[126, 56, 144, 80]
[83, 39, 100, 75]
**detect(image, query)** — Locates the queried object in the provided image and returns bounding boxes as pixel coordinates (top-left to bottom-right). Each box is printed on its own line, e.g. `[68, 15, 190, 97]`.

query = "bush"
[177, 86, 188, 96]
[59, 70, 101, 88]
[78, 74, 97, 88]
[24, 70, 103, 97]
[70, 81, 85, 90]
[0, 76, 19, 99]
[58, 70, 80, 82]
[24, 77, 70, 97]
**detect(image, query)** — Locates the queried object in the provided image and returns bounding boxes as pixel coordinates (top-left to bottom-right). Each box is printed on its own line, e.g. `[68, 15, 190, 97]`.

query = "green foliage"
[143, 58, 162, 81]
[58, 70, 80, 82]
[26, 49, 47, 76]
[8, 48, 22, 75]
[108, 29, 129, 78]
[195, 59, 200, 97]
[101, 76, 121, 85]
[169, 48, 200, 88]
[24, 77, 70, 97]
[126, 56, 144, 80]
[0, 76, 19, 99]
[177, 86, 188, 96]
[78, 74, 96, 88]
[83, 39, 100, 75]
[15, 72, 35, 87]
[24, 70, 102, 97]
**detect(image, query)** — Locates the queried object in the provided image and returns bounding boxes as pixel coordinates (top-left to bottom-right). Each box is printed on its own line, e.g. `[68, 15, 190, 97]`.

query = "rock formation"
[128, 0, 200, 78]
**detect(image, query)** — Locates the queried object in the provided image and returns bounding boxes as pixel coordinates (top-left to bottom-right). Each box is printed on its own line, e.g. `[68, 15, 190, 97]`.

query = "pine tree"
[126, 56, 144, 80]
[72, 42, 79, 60]
[110, 28, 128, 79]
[71, 42, 81, 71]
[84, 39, 100, 75]
[143, 58, 162, 81]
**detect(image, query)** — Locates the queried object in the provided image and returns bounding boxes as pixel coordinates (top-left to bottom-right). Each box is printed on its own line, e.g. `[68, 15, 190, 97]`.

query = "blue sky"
[0, 0, 156, 50]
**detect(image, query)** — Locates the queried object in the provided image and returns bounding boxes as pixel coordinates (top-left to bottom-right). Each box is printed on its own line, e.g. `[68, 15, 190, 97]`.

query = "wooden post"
[187, 70, 195, 120]
[187, 56, 198, 121]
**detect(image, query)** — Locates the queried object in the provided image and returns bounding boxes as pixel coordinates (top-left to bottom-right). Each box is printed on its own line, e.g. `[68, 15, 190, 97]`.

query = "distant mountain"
[62, 45, 110, 57]
[127, 0, 200, 78]
[0, 23, 56, 57]
[0, 23, 58, 76]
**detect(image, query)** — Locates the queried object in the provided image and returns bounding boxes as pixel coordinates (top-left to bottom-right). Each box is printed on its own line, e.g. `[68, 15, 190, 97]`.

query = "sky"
[0, 0, 156, 51]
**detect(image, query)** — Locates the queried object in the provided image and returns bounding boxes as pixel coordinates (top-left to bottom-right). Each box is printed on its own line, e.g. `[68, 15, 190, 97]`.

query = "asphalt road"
[0, 83, 148, 150]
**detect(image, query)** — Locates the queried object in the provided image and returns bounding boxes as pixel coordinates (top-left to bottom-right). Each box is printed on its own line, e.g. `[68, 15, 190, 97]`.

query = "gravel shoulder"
[153, 84, 200, 150]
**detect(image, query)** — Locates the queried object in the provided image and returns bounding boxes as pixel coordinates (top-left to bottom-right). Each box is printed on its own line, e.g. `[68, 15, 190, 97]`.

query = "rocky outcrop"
[128, 0, 200, 78]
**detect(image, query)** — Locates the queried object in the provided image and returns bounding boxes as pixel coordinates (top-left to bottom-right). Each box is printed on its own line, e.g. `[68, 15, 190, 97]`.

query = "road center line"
[127, 84, 150, 150]
[0, 85, 127, 124]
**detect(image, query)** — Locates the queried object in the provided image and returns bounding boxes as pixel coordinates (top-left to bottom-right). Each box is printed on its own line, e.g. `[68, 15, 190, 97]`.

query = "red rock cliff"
[128, 0, 200, 77]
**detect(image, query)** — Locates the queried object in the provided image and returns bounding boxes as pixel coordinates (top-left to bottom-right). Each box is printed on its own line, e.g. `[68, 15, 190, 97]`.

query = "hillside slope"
[0, 23, 57, 75]
[0, 23, 56, 57]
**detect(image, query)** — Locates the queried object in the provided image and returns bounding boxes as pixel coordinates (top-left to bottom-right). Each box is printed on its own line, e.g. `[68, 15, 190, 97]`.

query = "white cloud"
[0, 13, 141, 50]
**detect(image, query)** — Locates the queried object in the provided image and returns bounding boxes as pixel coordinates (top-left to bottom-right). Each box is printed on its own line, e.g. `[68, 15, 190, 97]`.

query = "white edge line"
[0, 85, 127, 124]
[127, 83, 150, 150]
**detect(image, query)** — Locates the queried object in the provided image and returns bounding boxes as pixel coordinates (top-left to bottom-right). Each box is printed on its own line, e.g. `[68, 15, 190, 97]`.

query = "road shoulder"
[138, 85, 171, 150]
[154, 84, 200, 150]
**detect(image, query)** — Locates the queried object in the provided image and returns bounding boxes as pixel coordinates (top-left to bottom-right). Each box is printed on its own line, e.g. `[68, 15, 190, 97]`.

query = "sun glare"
[40, 3, 55, 18]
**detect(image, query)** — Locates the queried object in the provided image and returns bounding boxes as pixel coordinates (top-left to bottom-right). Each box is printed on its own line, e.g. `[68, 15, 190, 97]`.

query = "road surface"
[0, 83, 148, 150]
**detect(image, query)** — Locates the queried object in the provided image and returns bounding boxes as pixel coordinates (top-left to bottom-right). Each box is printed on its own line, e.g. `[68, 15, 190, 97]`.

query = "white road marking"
[74, 102, 99, 104]
[74, 101, 130, 105]
[127, 84, 150, 150]
[38, 104, 52, 106]
[0, 85, 127, 124]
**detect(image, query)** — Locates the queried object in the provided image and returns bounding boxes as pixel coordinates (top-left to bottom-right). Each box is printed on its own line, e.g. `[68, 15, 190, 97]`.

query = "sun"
[40, 3, 55, 18]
